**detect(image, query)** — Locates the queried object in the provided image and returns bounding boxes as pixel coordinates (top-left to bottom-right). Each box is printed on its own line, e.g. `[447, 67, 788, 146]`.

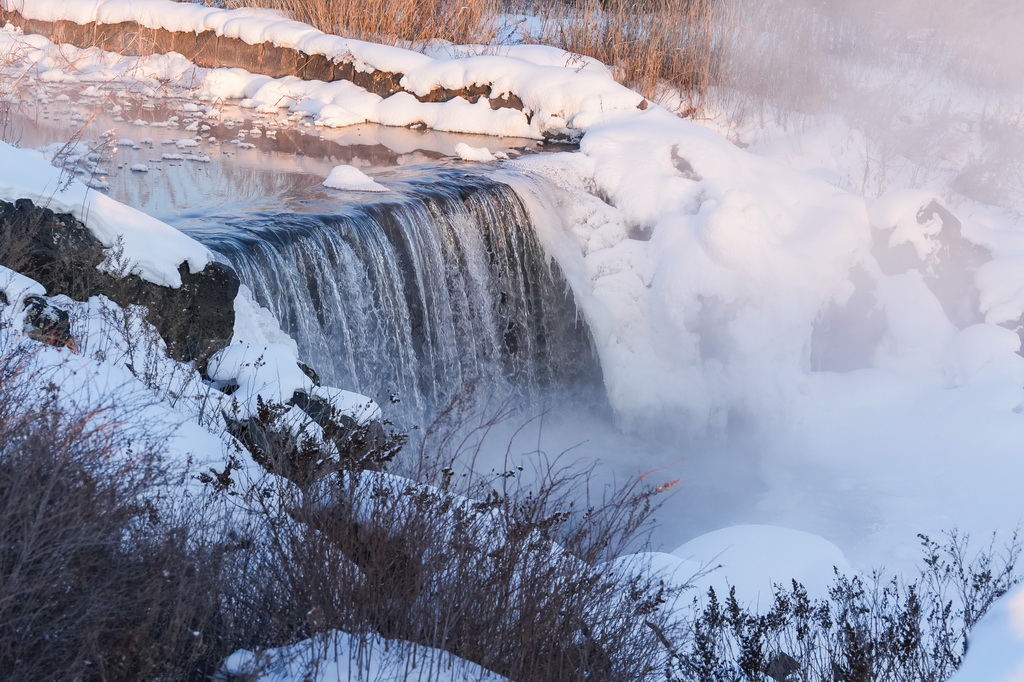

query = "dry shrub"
[232, 396, 688, 681]
[527, 0, 719, 111]
[678, 531, 1021, 682]
[227, 0, 720, 110]
[231, 0, 503, 48]
[0, 352, 237, 681]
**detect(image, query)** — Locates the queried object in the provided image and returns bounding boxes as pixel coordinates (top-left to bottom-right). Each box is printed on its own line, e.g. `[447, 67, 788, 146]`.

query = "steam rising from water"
[720, 0, 1024, 207]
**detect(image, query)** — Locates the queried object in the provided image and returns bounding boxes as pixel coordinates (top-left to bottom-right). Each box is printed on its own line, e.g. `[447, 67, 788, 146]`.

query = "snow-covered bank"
[950, 583, 1024, 682]
[1, 0, 644, 139]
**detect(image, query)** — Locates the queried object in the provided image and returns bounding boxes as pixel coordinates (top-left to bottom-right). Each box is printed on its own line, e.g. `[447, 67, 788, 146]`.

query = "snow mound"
[223, 630, 510, 681]
[322, 164, 389, 192]
[314, 103, 365, 128]
[455, 142, 496, 162]
[949, 584, 1024, 682]
[671, 525, 855, 605]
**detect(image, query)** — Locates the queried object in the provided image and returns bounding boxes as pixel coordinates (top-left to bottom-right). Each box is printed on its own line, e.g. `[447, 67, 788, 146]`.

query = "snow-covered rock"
[0, 140, 211, 288]
[322, 164, 389, 193]
[455, 142, 497, 162]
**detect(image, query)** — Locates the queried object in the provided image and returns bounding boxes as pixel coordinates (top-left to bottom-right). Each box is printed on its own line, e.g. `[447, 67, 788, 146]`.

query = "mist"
[716, 0, 1024, 209]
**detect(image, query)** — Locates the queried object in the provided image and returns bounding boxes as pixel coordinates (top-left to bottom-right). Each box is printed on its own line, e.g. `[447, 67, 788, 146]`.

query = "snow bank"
[0, 275, 238, 479]
[949, 584, 1024, 682]
[0, 265, 45, 309]
[2, 0, 644, 139]
[0, 141, 211, 287]
[222, 630, 510, 681]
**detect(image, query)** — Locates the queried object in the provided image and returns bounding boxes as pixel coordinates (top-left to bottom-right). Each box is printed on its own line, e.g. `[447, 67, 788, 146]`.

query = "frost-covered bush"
[0, 354, 237, 681]
[227, 396, 689, 681]
[675, 531, 1021, 682]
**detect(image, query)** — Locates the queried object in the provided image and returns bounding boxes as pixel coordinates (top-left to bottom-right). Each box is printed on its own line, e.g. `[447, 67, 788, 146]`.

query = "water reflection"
[4, 83, 539, 220]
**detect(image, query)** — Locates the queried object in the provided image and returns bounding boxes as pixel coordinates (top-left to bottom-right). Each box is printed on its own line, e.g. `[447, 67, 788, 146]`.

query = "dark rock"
[225, 392, 396, 488]
[137, 260, 240, 365]
[289, 389, 392, 471]
[296, 361, 321, 386]
[872, 199, 991, 328]
[225, 402, 327, 489]
[761, 651, 800, 682]
[916, 200, 990, 329]
[22, 295, 73, 348]
[0, 199, 238, 366]
[811, 265, 886, 372]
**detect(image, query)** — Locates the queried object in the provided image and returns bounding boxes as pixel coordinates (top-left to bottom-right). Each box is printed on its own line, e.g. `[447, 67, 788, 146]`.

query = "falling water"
[189, 168, 601, 426]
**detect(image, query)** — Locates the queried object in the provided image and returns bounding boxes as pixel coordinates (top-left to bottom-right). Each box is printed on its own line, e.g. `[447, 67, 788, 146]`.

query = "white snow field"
[1, 0, 1023, 675]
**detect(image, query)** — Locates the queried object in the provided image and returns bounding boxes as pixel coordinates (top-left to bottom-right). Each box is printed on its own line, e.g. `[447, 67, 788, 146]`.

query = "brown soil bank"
[0, 7, 526, 112]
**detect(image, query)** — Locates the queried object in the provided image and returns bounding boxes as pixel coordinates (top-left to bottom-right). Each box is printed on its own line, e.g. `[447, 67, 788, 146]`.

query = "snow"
[231, 284, 299, 352]
[670, 525, 856, 606]
[207, 342, 381, 424]
[1, 0, 642, 139]
[0, 282, 240, 484]
[222, 630, 510, 681]
[950, 584, 1024, 682]
[454, 142, 496, 162]
[322, 164, 389, 192]
[0, 265, 46, 309]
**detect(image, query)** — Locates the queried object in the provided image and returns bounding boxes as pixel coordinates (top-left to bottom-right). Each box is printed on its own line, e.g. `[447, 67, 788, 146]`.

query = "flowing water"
[182, 169, 601, 427]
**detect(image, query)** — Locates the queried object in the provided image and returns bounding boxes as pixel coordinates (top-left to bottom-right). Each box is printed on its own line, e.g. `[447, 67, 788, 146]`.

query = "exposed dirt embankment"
[0, 9, 525, 112]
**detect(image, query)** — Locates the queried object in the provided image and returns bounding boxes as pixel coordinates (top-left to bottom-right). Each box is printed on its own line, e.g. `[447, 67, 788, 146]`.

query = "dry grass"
[526, 0, 719, 112]
[230, 0, 503, 49]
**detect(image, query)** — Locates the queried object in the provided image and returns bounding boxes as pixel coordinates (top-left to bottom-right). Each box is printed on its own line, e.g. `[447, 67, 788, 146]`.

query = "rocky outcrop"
[0, 198, 238, 366]
[873, 199, 991, 327]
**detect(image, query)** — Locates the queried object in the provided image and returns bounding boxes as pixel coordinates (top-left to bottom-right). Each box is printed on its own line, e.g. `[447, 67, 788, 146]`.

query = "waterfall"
[188, 168, 600, 426]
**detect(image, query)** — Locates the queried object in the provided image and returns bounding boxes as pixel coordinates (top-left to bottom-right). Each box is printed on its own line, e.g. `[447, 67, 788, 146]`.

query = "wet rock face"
[0, 198, 239, 366]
